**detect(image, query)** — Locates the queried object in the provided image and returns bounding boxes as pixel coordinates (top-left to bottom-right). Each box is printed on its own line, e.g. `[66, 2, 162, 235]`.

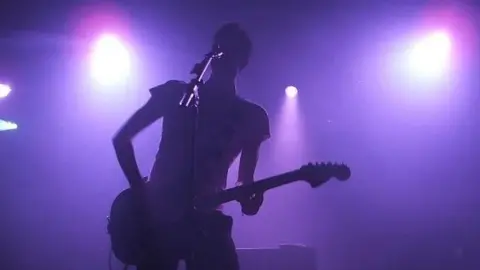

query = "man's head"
[211, 23, 252, 79]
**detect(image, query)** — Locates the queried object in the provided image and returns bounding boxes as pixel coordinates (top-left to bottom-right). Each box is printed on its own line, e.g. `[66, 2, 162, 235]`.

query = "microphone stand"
[179, 46, 223, 212]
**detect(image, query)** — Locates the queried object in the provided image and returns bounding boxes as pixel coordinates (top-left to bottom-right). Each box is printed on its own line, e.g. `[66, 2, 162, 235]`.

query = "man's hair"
[213, 23, 252, 71]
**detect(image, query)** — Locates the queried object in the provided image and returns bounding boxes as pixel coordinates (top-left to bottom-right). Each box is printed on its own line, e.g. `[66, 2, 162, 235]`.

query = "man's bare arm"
[113, 99, 162, 187]
[238, 105, 269, 185]
[237, 142, 262, 185]
[237, 141, 266, 216]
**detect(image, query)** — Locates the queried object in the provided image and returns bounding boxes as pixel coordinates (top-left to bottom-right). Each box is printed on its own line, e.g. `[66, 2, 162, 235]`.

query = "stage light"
[0, 84, 11, 98]
[0, 119, 17, 131]
[408, 31, 452, 78]
[90, 34, 131, 86]
[285, 86, 298, 98]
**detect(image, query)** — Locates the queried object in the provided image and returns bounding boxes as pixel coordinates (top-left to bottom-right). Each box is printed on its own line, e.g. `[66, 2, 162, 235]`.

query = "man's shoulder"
[235, 97, 269, 119]
[235, 97, 270, 141]
[149, 80, 187, 97]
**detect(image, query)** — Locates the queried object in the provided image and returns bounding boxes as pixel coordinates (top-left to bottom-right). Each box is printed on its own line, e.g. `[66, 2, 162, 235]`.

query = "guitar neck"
[198, 170, 300, 208]
[242, 170, 300, 194]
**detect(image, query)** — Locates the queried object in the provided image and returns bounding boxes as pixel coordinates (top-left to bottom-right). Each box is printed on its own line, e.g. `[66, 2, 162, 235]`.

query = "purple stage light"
[408, 31, 452, 78]
[285, 86, 298, 98]
[0, 84, 11, 98]
[90, 34, 131, 85]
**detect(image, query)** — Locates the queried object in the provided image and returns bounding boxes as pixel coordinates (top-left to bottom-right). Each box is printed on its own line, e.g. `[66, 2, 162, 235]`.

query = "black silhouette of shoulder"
[149, 80, 187, 99]
[236, 97, 270, 143]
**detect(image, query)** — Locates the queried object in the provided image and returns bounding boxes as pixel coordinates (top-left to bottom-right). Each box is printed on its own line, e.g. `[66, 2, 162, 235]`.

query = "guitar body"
[108, 186, 192, 265]
[107, 162, 351, 265]
[107, 186, 232, 266]
[108, 187, 148, 266]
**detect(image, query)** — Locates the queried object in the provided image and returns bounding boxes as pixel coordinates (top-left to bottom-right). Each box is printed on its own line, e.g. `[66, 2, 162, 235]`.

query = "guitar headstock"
[297, 162, 351, 188]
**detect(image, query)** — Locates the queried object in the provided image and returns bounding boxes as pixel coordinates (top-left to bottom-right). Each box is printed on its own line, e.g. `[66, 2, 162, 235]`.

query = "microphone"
[180, 45, 223, 107]
[207, 44, 224, 59]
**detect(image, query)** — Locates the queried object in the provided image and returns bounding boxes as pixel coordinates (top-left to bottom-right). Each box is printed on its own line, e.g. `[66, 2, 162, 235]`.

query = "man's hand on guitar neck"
[239, 192, 264, 216]
[236, 182, 264, 216]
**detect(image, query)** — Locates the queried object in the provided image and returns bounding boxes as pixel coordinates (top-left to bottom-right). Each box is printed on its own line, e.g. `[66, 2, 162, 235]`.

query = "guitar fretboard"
[195, 170, 300, 209]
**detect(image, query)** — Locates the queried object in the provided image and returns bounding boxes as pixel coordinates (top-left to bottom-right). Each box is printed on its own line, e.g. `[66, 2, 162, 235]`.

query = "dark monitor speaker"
[178, 244, 316, 270]
[237, 245, 316, 270]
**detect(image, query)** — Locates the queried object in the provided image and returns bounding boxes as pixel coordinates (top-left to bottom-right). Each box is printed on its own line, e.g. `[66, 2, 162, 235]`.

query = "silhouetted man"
[112, 23, 270, 270]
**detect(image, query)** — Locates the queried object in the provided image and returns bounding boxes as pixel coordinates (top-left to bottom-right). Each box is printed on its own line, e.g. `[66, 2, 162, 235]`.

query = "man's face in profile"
[211, 34, 243, 76]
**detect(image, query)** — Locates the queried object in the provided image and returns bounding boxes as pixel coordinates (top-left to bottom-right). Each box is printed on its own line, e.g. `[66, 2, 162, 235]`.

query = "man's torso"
[147, 81, 268, 214]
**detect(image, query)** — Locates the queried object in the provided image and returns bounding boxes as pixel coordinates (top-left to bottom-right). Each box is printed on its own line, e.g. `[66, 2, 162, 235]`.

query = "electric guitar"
[107, 162, 351, 265]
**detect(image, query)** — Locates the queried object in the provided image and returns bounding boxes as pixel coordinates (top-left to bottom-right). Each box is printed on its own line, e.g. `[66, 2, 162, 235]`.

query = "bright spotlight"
[285, 86, 298, 98]
[0, 119, 17, 131]
[408, 31, 452, 78]
[0, 84, 11, 98]
[90, 34, 131, 86]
